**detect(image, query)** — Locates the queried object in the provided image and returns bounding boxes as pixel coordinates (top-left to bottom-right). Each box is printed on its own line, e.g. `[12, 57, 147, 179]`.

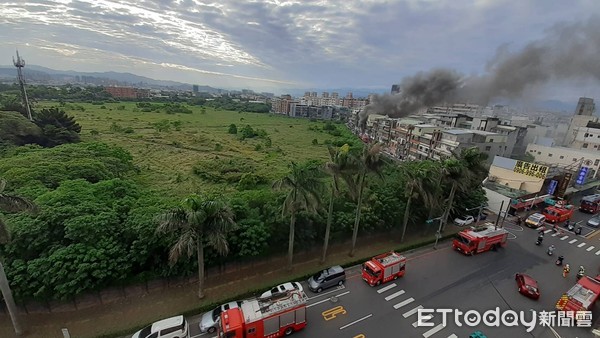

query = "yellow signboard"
[513, 160, 549, 179]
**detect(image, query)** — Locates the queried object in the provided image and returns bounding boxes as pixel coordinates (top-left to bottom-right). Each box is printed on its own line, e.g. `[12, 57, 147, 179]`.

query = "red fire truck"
[542, 204, 575, 223]
[362, 251, 406, 286]
[555, 275, 600, 316]
[218, 289, 307, 337]
[452, 223, 509, 255]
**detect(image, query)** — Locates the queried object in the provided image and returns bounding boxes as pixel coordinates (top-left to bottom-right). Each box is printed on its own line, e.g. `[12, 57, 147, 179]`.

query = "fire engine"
[555, 275, 600, 316]
[362, 251, 406, 286]
[542, 203, 574, 223]
[218, 289, 307, 338]
[452, 223, 509, 255]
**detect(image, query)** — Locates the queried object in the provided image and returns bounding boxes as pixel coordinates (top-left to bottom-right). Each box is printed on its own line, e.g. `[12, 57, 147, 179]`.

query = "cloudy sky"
[1, 0, 600, 99]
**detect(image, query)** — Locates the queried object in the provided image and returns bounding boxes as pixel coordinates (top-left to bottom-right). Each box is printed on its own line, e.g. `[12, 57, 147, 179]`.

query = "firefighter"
[563, 264, 570, 278]
[517, 216, 522, 226]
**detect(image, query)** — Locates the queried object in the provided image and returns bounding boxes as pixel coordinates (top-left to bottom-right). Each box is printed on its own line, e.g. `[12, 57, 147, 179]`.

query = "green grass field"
[39, 101, 353, 199]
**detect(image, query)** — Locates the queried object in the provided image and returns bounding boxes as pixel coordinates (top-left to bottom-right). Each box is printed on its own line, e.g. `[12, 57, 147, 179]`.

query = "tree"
[0, 178, 37, 336]
[400, 160, 438, 242]
[33, 107, 81, 147]
[273, 162, 324, 270]
[440, 157, 471, 230]
[349, 143, 385, 257]
[228, 124, 238, 134]
[156, 194, 235, 299]
[321, 144, 358, 263]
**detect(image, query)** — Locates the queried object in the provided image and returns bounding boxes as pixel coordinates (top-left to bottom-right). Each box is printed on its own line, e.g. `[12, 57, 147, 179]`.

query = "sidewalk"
[0, 228, 459, 338]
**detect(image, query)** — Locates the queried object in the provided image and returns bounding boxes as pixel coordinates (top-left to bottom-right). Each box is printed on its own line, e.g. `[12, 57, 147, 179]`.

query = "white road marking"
[560, 236, 569, 240]
[307, 291, 350, 308]
[403, 305, 424, 318]
[377, 283, 397, 294]
[423, 323, 446, 338]
[447, 335, 458, 338]
[339, 314, 372, 330]
[413, 315, 433, 327]
[393, 297, 415, 309]
[306, 286, 346, 300]
[578, 243, 586, 248]
[552, 232, 560, 237]
[587, 246, 595, 251]
[385, 290, 406, 301]
[569, 239, 578, 244]
[596, 250, 600, 256]
[544, 229, 553, 234]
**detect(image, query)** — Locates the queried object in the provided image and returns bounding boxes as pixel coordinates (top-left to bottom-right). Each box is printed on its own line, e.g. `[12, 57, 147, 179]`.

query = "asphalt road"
[132, 214, 600, 338]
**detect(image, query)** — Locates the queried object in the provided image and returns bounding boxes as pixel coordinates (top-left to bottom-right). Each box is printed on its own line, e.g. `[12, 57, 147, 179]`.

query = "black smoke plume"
[359, 16, 600, 130]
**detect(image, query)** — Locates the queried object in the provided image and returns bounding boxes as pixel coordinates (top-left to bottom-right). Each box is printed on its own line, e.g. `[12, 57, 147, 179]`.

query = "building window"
[560, 156, 564, 159]
[583, 143, 589, 148]
[548, 153, 553, 157]
[485, 146, 491, 151]
[596, 159, 600, 166]
[585, 133, 589, 137]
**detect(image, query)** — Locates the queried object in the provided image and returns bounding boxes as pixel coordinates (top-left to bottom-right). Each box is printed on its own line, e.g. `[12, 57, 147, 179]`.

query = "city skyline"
[1, 1, 600, 102]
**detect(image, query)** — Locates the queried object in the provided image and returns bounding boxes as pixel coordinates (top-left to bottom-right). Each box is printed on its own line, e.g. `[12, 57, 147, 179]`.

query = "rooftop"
[414, 124, 438, 128]
[471, 130, 500, 136]
[444, 129, 474, 135]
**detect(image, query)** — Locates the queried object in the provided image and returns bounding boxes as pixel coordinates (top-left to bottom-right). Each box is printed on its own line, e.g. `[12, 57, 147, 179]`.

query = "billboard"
[576, 166, 589, 185]
[547, 180, 558, 195]
[513, 161, 549, 179]
[556, 173, 572, 198]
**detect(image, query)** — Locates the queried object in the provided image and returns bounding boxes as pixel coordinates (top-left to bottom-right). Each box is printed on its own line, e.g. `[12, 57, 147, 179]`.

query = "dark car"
[515, 273, 540, 300]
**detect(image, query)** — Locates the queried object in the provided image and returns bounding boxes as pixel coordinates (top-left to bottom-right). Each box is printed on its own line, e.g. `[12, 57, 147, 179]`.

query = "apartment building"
[563, 97, 597, 146]
[526, 143, 600, 181]
[271, 95, 298, 115]
[568, 121, 600, 151]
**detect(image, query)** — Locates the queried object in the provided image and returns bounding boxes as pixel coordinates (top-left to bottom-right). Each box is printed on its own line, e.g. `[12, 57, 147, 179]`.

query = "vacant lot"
[39, 101, 353, 198]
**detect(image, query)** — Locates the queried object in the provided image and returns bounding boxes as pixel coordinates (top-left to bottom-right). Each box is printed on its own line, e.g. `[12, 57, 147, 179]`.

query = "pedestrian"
[517, 216, 522, 226]
[563, 264, 570, 278]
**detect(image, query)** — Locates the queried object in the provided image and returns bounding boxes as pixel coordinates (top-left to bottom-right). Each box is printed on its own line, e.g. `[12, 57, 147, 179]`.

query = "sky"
[1, 0, 600, 100]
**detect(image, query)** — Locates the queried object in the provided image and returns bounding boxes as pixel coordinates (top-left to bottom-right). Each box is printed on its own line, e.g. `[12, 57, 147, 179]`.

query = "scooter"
[575, 226, 583, 235]
[567, 223, 575, 232]
[535, 239, 542, 246]
[556, 256, 564, 266]
[547, 245, 555, 256]
[577, 271, 585, 280]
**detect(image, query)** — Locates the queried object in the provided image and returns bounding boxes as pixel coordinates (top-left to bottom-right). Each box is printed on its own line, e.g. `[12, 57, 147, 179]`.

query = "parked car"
[588, 215, 600, 228]
[525, 213, 546, 228]
[199, 301, 241, 333]
[260, 282, 303, 300]
[477, 211, 490, 221]
[454, 215, 475, 226]
[515, 273, 540, 300]
[132, 315, 189, 338]
[308, 265, 346, 293]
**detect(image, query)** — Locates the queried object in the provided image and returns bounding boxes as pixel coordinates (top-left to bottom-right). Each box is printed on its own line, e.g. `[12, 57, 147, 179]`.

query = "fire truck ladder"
[258, 291, 308, 315]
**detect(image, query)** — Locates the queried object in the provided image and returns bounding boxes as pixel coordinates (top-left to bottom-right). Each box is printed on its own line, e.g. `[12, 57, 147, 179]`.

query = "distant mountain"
[0, 65, 222, 93]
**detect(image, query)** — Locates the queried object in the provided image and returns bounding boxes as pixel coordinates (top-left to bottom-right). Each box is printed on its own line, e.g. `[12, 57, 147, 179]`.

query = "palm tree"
[349, 143, 385, 257]
[156, 194, 235, 299]
[440, 157, 471, 230]
[273, 162, 324, 270]
[400, 160, 438, 242]
[321, 144, 359, 263]
[0, 178, 37, 336]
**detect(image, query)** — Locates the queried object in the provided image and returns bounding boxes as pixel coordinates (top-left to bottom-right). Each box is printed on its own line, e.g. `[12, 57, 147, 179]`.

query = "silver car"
[588, 215, 600, 228]
[308, 265, 346, 293]
[199, 301, 241, 333]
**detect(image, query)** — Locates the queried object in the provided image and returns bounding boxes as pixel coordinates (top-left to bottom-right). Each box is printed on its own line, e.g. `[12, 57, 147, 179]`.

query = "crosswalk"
[377, 284, 458, 338]
[542, 229, 600, 255]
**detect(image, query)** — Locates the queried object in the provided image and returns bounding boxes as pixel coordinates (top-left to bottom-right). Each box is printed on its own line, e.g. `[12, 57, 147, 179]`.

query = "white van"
[132, 315, 189, 338]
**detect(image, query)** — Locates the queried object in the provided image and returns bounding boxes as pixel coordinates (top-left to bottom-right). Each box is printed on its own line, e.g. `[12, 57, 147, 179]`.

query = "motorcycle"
[575, 226, 583, 235]
[556, 256, 564, 266]
[547, 245, 555, 256]
[567, 223, 575, 231]
[577, 271, 585, 280]
[535, 239, 542, 246]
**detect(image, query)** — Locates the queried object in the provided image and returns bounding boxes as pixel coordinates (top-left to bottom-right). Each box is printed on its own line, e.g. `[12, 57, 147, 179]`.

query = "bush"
[228, 124, 238, 134]
[312, 138, 318, 145]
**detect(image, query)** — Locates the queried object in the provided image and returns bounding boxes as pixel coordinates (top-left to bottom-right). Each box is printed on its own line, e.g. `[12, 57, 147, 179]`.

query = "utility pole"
[13, 51, 33, 121]
[495, 200, 505, 230]
[427, 216, 444, 249]
[466, 204, 487, 225]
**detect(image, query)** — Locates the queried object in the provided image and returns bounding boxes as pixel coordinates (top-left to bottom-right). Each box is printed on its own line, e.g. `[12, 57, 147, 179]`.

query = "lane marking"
[307, 291, 350, 308]
[403, 305, 424, 318]
[569, 239, 578, 244]
[560, 236, 569, 240]
[587, 246, 595, 251]
[447, 335, 458, 338]
[413, 315, 433, 327]
[423, 323, 446, 338]
[377, 283, 397, 294]
[384, 290, 405, 301]
[339, 314, 372, 330]
[544, 229, 553, 234]
[596, 250, 600, 256]
[307, 286, 346, 300]
[552, 233, 560, 237]
[393, 297, 415, 309]
[578, 243, 586, 248]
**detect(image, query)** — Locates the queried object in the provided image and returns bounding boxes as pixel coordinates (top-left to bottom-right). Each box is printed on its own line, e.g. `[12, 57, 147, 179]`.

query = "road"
[132, 215, 600, 338]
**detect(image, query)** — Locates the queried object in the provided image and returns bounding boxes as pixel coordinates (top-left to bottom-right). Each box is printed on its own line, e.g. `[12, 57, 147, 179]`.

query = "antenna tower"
[13, 51, 33, 121]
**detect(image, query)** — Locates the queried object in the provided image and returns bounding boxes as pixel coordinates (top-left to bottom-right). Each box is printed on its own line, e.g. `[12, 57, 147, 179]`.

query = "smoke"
[359, 16, 600, 129]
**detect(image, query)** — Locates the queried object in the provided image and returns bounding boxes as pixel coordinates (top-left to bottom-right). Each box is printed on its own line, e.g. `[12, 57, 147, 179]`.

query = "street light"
[426, 216, 444, 249]
[465, 203, 487, 225]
